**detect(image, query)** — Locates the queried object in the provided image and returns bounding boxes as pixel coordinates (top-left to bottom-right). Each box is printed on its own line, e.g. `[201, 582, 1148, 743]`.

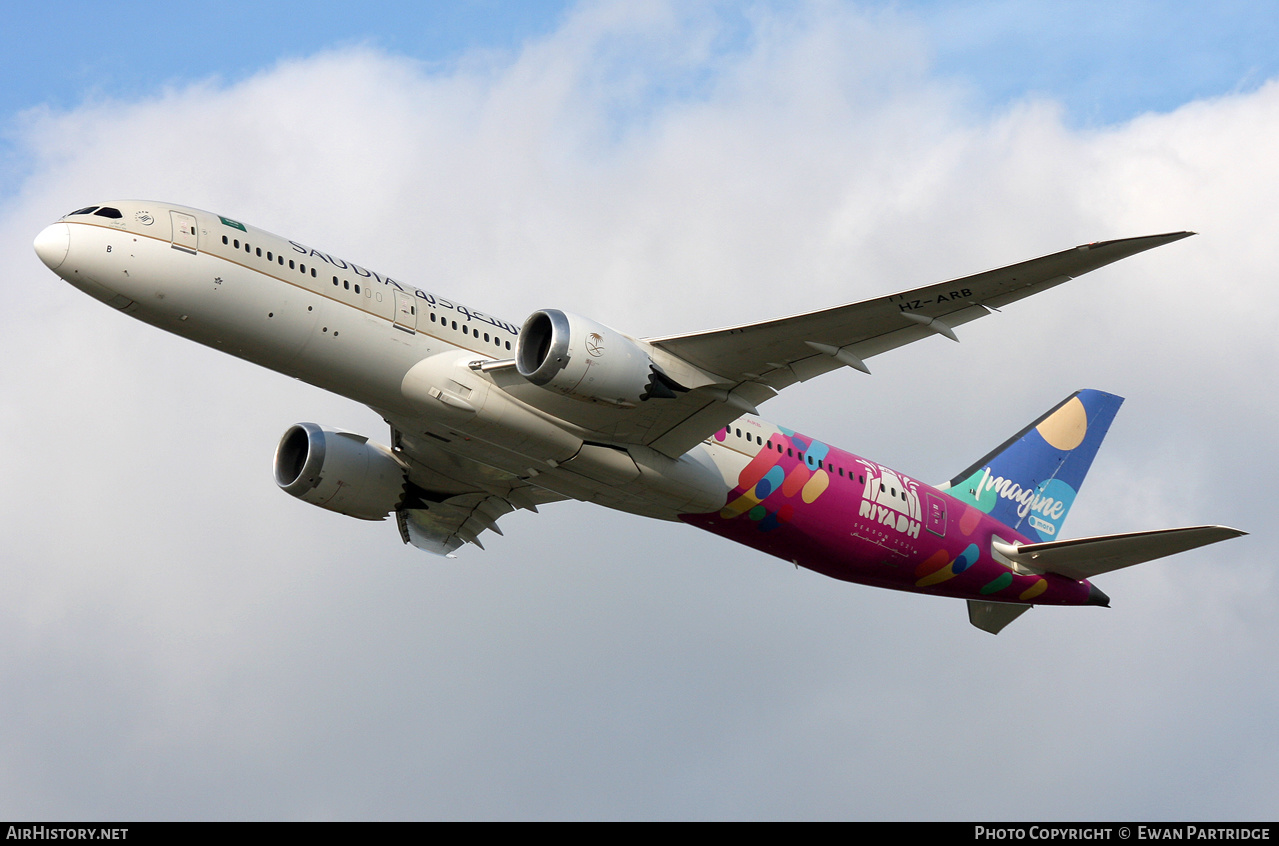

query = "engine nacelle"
[274, 422, 407, 521]
[515, 309, 676, 406]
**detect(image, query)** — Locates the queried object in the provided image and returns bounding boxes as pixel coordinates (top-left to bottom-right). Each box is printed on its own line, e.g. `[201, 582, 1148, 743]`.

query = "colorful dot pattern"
[691, 420, 1098, 608]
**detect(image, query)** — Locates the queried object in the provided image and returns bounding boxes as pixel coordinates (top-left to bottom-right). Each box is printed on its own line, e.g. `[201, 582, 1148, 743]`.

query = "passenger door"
[170, 211, 198, 253]
[393, 290, 418, 333]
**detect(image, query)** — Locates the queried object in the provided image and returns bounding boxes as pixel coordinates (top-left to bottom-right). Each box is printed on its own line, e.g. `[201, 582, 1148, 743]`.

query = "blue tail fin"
[942, 389, 1124, 542]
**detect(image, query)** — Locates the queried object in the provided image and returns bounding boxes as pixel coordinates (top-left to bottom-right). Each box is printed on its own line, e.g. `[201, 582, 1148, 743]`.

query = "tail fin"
[941, 389, 1124, 542]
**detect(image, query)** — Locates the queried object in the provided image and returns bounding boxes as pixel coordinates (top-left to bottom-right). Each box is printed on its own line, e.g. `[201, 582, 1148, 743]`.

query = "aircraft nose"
[34, 222, 70, 271]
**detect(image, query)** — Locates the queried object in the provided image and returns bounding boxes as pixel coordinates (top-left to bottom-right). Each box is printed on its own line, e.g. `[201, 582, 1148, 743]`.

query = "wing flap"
[993, 525, 1246, 580]
[386, 424, 566, 556]
[399, 492, 534, 556]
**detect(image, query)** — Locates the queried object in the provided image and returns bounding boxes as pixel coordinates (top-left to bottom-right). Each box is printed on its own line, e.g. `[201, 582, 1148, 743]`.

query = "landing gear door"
[170, 211, 198, 254]
[393, 291, 418, 334]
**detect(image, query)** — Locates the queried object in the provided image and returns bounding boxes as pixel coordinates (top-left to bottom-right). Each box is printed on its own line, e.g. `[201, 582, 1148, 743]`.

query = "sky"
[2, 0, 1276, 821]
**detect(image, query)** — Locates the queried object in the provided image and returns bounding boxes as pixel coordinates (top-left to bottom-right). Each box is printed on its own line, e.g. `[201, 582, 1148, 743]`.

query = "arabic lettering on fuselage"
[287, 240, 520, 336]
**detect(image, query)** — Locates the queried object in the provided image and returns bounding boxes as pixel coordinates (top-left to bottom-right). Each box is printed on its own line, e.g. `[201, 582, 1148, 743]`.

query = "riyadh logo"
[857, 463, 922, 538]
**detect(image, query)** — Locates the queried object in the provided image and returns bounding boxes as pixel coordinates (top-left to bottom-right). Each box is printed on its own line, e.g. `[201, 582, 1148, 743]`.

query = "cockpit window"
[93, 207, 123, 219]
[68, 206, 99, 216]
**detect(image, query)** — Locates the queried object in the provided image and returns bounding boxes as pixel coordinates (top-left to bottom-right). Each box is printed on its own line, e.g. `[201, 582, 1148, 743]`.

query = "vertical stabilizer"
[941, 390, 1123, 542]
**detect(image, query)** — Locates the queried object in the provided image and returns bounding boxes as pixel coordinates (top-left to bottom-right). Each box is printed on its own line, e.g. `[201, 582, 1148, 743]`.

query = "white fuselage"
[36, 201, 742, 520]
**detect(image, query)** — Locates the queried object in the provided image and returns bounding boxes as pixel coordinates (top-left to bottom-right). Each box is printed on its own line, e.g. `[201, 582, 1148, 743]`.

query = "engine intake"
[274, 423, 407, 521]
[515, 308, 684, 406]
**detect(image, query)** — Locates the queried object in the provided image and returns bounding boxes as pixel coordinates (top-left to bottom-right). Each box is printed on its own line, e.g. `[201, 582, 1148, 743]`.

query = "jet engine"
[274, 422, 407, 521]
[515, 308, 686, 406]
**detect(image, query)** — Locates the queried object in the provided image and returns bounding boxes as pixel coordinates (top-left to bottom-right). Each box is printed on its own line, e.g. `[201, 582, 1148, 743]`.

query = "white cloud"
[2, 0, 1274, 820]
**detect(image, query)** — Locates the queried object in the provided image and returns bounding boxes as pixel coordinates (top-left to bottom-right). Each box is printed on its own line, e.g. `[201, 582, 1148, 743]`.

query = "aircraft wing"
[629, 233, 1192, 457]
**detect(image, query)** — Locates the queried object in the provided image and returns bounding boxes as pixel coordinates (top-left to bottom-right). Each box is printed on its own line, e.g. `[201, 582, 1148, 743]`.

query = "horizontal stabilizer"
[967, 600, 1032, 635]
[992, 525, 1246, 581]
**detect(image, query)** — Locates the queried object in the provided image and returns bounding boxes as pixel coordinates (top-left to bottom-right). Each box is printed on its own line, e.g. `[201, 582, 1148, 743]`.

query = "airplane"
[33, 201, 1244, 633]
